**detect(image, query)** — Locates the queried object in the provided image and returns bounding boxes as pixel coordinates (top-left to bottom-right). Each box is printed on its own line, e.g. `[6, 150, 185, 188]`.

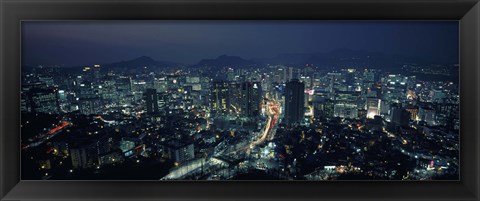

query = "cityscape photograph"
[21, 21, 459, 180]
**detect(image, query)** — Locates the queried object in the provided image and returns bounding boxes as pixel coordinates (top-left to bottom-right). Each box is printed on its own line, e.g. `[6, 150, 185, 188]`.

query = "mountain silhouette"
[105, 56, 179, 68]
[194, 55, 259, 67]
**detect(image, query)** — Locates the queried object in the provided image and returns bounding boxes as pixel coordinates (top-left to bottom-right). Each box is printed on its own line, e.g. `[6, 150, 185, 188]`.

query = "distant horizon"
[21, 48, 459, 68]
[22, 21, 459, 67]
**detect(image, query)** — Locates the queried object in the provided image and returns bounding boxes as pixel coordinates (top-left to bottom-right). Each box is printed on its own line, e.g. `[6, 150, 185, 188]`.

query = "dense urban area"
[21, 56, 459, 180]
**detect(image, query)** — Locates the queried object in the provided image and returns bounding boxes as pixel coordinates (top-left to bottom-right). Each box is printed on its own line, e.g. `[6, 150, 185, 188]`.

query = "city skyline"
[21, 21, 459, 180]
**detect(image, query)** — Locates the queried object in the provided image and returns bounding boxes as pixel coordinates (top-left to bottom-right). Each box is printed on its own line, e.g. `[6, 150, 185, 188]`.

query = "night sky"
[21, 21, 459, 66]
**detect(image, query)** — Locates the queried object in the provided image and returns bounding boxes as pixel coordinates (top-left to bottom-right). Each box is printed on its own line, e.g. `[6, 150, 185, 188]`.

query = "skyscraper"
[284, 79, 305, 125]
[144, 88, 159, 114]
[240, 81, 262, 118]
[390, 106, 411, 127]
[93, 64, 101, 80]
[210, 81, 230, 115]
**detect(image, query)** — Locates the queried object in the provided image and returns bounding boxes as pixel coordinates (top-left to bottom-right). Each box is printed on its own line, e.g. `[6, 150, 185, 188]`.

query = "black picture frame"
[1, 0, 479, 200]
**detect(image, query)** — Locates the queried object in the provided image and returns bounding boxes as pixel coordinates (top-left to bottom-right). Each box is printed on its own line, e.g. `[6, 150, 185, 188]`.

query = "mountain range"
[102, 48, 440, 71]
[23, 48, 454, 72]
[103, 56, 180, 68]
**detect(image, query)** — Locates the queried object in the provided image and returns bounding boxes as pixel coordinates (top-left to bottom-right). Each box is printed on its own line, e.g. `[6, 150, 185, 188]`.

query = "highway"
[163, 99, 281, 180]
[248, 100, 279, 150]
[23, 121, 71, 149]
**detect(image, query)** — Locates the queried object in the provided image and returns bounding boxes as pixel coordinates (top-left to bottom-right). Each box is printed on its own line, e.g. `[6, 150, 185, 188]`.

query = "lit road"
[23, 121, 71, 149]
[248, 100, 279, 150]
[232, 101, 280, 153]
[250, 113, 272, 147]
[228, 99, 280, 154]
[164, 99, 281, 179]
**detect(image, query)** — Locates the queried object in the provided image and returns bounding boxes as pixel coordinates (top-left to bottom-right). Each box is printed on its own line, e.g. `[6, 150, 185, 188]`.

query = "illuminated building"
[70, 144, 99, 169]
[99, 150, 124, 165]
[154, 77, 168, 93]
[186, 76, 200, 84]
[115, 76, 133, 105]
[82, 66, 91, 72]
[240, 81, 262, 118]
[335, 91, 359, 105]
[79, 98, 102, 115]
[366, 97, 381, 119]
[77, 82, 97, 99]
[380, 100, 391, 117]
[276, 67, 295, 83]
[210, 81, 230, 115]
[299, 75, 312, 89]
[404, 106, 419, 120]
[93, 64, 101, 79]
[436, 103, 459, 127]
[144, 88, 159, 114]
[119, 139, 136, 156]
[53, 142, 70, 157]
[430, 89, 446, 103]
[327, 72, 343, 92]
[25, 87, 60, 114]
[162, 141, 195, 164]
[418, 106, 436, 126]
[98, 80, 117, 103]
[132, 80, 148, 102]
[228, 82, 242, 114]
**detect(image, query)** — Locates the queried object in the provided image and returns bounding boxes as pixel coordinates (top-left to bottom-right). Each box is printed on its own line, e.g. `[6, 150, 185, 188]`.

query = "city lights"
[20, 21, 459, 181]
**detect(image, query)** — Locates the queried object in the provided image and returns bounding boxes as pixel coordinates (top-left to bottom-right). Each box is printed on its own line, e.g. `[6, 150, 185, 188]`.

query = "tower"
[144, 88, 159, 114]
[284, 79, 305, 125]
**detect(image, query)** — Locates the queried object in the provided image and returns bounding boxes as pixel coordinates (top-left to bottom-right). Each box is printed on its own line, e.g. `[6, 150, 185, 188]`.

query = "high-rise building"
[144, 88, 159, 114]
[390, 107, 411, 126]
[312, 96, 334, 120]
[229, 82, 242, 115]
[327, 72, 343, 93]
[240, 82, 262, 118]
[210, 81, 230, 115]
[93, 64, 101, 79]
[284, 79, 305, 125]
[116, 76, 133, 105]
